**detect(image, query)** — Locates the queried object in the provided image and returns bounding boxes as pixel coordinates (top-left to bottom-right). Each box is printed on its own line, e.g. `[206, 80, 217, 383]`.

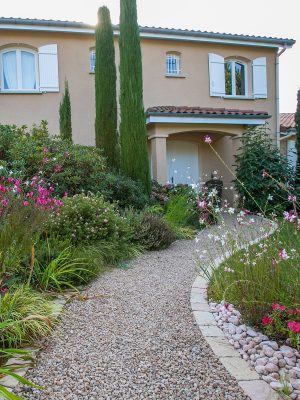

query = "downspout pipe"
[275, 46, 287, 147]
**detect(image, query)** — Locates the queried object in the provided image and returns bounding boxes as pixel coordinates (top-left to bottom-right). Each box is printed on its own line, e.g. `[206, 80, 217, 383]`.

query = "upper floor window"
[225, 60, 246, 96]
[208, 53, 267, 99]
[1, 49, 38, 91]
[90, 50, 96, 73]
[166, 52, 181, 76]
[0, 44, 59, 93]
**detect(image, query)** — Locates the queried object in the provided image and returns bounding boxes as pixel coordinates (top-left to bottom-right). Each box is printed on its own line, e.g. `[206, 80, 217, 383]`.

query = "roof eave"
[146, 111, 272, 119]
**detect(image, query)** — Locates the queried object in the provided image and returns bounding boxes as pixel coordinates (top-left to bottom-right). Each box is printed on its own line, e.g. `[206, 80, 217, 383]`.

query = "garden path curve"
[17, 217, 267, 400]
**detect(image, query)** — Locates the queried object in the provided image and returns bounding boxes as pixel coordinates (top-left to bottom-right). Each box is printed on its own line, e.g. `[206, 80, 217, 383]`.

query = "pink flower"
[262, 170, 268, 177]
[23, 201, 29, 206]
[43, 147, 49, 154]
[7, 177, 14, 183]
[262, 316, 273, 326]
[53, 164, 62, 173]
[279, 249, 290, 260]
[272, 303, 286, 311]
[204, 135, 212, 144]
[287, 321, 300, 333]
[63, 192, 68, 198]
[288, 195, 297, 202]
[0, 287, 8, 294]
[43, 157, 48, 164]
[198, 200, 206, 209]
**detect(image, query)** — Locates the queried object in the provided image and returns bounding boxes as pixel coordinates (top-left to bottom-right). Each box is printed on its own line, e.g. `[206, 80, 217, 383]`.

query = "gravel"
[15, 217, 260, 400]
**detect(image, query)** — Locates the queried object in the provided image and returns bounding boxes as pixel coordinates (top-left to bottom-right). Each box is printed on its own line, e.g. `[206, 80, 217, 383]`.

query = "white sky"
[1, 0, 299, 112]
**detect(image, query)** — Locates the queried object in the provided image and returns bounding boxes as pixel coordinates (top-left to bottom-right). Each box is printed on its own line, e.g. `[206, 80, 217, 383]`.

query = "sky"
[1, 0, 299, 112]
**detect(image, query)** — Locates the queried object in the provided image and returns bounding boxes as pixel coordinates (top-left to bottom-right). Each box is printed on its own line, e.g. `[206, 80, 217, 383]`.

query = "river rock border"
[191, 222, 285, 400]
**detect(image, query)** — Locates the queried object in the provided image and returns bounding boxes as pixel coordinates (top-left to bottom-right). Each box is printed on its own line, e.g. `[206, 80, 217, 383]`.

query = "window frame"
[224, 59, 248, 98]
[0, 47, 39, 93]
[165, 52, 182, 77]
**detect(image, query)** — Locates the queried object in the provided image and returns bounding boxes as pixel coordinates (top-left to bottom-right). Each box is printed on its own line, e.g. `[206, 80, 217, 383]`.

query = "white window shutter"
[208, 53, 225, 97]
[252, 57, 267, 98]
[38, 44, 59, 92]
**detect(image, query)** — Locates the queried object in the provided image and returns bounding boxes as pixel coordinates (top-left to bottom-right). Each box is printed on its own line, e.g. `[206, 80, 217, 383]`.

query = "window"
[1, 49, 38, 91]
[90, 50, 96, 73]
[0, 44, 59, 93]
[209, 53, 267, 99]
[225, 60, 246, 96]
[166, 53, 181, 76]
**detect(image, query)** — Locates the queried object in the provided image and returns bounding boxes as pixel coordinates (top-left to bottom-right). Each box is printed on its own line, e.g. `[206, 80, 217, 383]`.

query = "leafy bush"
[48, 194, 129, 245]
[234, 126, 294, 214]
[94, 172, 148, 209]
[128, 211, 176, 250]
[0, 286, 53, 348]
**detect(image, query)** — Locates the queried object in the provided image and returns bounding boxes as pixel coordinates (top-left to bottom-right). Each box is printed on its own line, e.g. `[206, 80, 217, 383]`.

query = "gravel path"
[17, 217, 267, 400]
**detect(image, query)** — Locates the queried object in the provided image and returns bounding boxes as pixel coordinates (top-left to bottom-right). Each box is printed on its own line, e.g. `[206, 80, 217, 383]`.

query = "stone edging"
[191, 221, 282, 400]
[0, 298, 67, 397]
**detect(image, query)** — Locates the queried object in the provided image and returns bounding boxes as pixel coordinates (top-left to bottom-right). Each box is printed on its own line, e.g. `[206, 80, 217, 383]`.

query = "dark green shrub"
[96, 172, 148, 209]
[48, 194, 128, 245]
[128, 211, 176, 250]
[234, 126, 294, 214]
[59, 80, 72, 142]
[295, 89, 300, 192]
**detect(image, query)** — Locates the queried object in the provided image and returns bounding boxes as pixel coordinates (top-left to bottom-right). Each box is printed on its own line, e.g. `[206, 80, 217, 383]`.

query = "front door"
[167, 140, 199, 185]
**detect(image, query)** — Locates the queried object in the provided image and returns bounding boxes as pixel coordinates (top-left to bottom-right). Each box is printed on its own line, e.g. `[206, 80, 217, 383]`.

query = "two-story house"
[0, 17, 295, 196]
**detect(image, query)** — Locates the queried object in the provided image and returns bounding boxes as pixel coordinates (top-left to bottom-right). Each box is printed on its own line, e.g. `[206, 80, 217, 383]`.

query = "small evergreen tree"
[119, 0, 151, 194]
[59, 80, 72, 142]
[95, 6, 120, 170]
[234, 125, 293, 214]
[294, 89, 300, 191]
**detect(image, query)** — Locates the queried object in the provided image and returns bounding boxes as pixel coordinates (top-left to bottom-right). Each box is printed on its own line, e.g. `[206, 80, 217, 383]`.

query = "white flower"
[267, 194, 273, 201]
[228, 207, 235, 215]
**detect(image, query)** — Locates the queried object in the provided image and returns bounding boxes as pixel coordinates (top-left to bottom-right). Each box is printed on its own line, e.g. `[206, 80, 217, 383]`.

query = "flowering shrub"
[48, 194, 129, 245]
[261, 304, 300, 349]
[0, 176, 62, 286]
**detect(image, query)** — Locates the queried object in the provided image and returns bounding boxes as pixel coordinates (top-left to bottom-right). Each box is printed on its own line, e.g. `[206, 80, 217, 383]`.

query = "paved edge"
[190, 221, 284, 400]
[0, 298, 67, 396]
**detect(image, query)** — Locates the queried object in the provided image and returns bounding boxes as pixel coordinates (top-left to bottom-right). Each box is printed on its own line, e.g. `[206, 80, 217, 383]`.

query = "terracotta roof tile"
[146, 106, 270, 118]
[280, 113, 295, 132]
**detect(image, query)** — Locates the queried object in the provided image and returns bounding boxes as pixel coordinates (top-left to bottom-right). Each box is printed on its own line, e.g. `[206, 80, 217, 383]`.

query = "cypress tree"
[95, 6, 120, 170]
[295, 89, 300, 191]
[119, 0, 151, 194]
[59, 80, 72, 142]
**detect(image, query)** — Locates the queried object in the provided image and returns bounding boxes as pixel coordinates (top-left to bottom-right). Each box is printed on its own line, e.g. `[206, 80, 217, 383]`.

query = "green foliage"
[48, 194, 128, 246]
[128, 211, 176, 251]
[95, 172, 148, 209]
[234, 126, 294, 214]
[164, 191, 199, 229]
[119, 0, 151, 194]
[59, 80, 72, 142]
[295, 89, 300, 191]
[95, 6, 120, 170]
[0, 286, 53, 348]
[207, 222, 300, 331]
[33, 246, 90, 292]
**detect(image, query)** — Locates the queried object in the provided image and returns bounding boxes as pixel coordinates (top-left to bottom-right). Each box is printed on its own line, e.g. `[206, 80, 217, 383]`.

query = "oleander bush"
[0, 122, 148, 209]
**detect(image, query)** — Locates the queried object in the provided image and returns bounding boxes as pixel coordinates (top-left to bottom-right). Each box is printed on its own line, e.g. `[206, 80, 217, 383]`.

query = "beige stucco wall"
[0, 29, 278, 144]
